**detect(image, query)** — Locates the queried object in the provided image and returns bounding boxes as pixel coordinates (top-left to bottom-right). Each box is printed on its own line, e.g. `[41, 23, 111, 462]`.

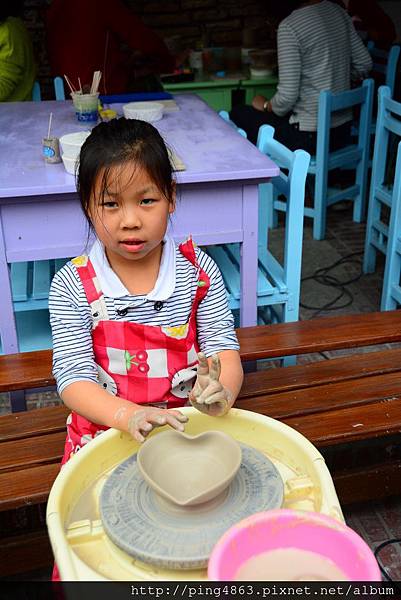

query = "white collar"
[88, 235, 176, 300]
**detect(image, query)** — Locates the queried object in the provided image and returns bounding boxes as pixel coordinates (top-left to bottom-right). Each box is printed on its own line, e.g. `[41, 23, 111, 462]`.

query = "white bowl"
[61, 153, 78, 175]
[250, 67, 273, 78]
[122, 101, 164, 123]
[59, 131, 90, 160]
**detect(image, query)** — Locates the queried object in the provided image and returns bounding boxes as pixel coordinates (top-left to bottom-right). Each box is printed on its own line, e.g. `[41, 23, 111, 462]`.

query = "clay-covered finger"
[139, 420, 153, 432]
[209, 354, 221, 381]
[145, 413, 167, 426]
[168, 409, 189, 423]
[164, 413, 186, 432]
[197, 380, 223, 404]
[133, 429, 145, 443]
[196, 352, 209, 376]
[204, 392, 228, 406]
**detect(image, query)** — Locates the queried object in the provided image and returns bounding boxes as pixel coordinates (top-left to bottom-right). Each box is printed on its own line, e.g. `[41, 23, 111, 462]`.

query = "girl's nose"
[121, 207, 141, 229]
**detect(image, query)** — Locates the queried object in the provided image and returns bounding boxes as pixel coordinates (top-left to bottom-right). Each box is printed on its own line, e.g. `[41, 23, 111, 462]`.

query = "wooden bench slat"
[0, 405, 69, 442]
[333, 459, 401, 505]
[0, 530, 53, 577]
[0, 463, 60, 511]
[237, 371, 401, 419]
[0, 431, 65, 473]
[239, 347, 401, 399]
[2, 311, 401, 392]
[283, 397, 401, 445]
[0, 349, 54, 392]
[237, 310, 401, 360]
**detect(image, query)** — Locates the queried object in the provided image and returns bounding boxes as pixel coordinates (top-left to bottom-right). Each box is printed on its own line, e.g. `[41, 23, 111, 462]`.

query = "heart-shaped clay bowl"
[137, 430, 242, 507]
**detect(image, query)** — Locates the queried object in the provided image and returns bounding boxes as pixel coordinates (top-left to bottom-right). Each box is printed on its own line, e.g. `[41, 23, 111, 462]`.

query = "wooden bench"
[2, 309, 401, 577]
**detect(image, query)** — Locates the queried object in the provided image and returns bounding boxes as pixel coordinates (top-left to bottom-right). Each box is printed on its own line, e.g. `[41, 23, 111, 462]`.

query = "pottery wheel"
[99, 443, 284, 570]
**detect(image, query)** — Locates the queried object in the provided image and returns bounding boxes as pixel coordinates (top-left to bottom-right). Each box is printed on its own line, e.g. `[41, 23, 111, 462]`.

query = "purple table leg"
[240, 184, 259, 327]
[0, 209, 19, 353]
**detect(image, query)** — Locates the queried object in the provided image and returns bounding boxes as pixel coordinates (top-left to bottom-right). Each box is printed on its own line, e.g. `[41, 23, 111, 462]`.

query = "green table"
[164, 75, 277, 111]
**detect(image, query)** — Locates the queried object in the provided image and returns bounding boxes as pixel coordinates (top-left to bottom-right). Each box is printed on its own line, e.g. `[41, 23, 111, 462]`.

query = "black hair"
[0, 0, 24, 22]
[77, 117, 174, 227]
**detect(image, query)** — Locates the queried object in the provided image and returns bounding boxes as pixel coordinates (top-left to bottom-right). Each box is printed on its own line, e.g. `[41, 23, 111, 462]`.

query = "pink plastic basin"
[208, 509, 381, 581]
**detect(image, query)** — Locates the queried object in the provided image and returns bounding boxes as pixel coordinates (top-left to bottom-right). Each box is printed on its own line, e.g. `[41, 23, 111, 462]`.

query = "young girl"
[49, 117, 243, 463]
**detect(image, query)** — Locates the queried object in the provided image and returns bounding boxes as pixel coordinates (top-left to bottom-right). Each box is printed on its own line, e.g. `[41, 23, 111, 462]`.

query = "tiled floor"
[3, 203, 401, 581]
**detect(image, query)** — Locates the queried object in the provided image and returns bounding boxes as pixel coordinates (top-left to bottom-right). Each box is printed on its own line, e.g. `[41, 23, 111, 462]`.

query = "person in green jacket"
[0, 1, 36, 102]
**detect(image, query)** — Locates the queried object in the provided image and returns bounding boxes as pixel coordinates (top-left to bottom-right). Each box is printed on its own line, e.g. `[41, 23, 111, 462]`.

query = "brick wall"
[23, 0, 276, 99]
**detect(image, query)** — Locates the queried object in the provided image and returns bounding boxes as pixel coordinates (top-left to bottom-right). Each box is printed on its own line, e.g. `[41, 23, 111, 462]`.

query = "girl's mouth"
[120, 240, 145, 252]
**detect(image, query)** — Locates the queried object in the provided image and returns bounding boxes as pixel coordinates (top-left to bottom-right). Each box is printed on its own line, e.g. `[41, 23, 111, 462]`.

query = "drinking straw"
[47, 112, 53, 139]
[64, 74, 76, 95]
[78, 77, 82, 93]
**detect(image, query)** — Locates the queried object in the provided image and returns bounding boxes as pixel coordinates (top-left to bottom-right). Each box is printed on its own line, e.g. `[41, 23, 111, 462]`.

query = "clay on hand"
[127, 407, 188, 443]
[189, 352, 232, 417]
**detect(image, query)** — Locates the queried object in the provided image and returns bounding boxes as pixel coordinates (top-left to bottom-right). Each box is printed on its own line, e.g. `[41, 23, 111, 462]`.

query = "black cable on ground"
[300, 251, 364, 318]
[374, 538, 401, 586]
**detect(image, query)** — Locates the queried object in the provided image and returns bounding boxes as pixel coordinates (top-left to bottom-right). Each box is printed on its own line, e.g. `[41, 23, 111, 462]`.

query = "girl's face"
[89, 163, 175, 268]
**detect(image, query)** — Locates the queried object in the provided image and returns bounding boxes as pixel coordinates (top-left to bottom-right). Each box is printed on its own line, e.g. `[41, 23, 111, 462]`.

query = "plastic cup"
[71, 92, 99, 123]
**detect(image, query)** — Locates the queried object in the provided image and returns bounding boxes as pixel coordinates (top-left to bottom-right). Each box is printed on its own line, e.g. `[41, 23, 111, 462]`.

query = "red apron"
[60, 238, 210, 465]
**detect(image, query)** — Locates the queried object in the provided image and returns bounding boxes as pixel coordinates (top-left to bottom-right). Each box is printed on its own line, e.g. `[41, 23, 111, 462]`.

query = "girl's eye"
[140, 198, 156, 206]
[101, 201, 118, 208]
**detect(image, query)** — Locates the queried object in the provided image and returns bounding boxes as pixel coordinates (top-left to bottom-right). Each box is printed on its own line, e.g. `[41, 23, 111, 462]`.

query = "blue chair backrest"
[372, 85, 401, 184]
[363, 86, 401, 274]
[257, 124, 310, 283]
[316, 78, 374, 168]
[218, 110, 247, 138]
[381, 140, 401, 309]
[367, 42, 400, 94]
[376, 85, 401, 138]
[54, 76, 66, 101]
[32, 81, 41, 102]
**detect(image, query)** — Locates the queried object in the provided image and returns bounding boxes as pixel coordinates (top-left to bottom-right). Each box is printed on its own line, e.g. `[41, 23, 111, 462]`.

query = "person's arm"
[216, 349, 243, 404]
[0, 23, 24, 101]
[61, 380, 187, 443]
[49, 265, 187, 442]
[190, 251, 244, 416]
[269, 21, 302, 117]
[347, 13, 373, 79]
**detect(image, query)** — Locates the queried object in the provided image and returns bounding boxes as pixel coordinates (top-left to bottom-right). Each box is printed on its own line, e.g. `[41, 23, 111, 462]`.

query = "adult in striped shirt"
[49, 117, 243, 459]
[230, 0, 372, 152]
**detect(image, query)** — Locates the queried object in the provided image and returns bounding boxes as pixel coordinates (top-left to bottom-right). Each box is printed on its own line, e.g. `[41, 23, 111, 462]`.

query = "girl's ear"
[169, 181, 176, 215]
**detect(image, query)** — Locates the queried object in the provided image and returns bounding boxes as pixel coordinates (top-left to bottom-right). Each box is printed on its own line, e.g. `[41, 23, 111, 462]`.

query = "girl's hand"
[189, 353, 233, 417]
[127, 407, 188, 443]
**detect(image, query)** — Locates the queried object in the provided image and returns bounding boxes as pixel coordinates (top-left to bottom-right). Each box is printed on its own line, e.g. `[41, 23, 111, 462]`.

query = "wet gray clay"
[137, 430, 242, 506]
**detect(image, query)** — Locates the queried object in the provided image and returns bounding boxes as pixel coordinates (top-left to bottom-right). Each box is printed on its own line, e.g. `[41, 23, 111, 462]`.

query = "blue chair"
[367, 42, 400, 95]
[270, 79, 374, 240]
[8, 258, 70, 353]
[54, 76, 66, 100]
[380, 140, 401, 309]
[206, 124, 310, 329]
[32, 81, 41, 102]
[364, 86, 401, 274]
[218, 110, 247, 138]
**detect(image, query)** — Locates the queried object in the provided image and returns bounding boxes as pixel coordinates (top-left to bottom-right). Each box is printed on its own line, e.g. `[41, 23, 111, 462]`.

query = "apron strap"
[178, 237, 210, 313]
[71, 255, 110, 320]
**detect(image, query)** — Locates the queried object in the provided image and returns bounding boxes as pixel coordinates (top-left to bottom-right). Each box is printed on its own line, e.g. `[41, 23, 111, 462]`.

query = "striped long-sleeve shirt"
[49, 237, 239, 394]
[271, 0, 372, 131]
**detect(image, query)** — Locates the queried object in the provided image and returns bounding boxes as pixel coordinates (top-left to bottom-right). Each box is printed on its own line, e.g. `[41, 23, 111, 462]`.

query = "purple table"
[0, 95, 278, 354]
